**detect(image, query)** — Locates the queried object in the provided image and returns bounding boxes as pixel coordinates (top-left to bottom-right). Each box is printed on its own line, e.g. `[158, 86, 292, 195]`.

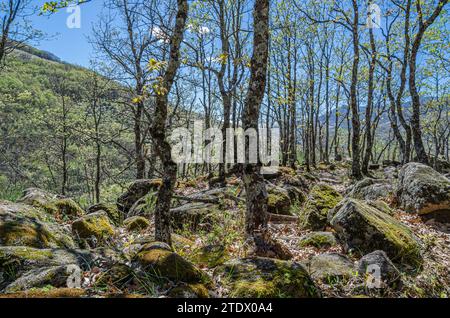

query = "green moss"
[124, 216, 150, 232]
[88, 203, 122, 226]
[72, 211, 114, 241]
[299, 232, 337, 249]
[217, 258, 321, 298]
[191, 245, 229, 268]
[299, 184, 342, 230]
[0, 220, 73, 249]
[54, 199, 84, 218]
[267, 188, 292, 215]
[331, 199, 423, 267]
[136, 247, 207, 284]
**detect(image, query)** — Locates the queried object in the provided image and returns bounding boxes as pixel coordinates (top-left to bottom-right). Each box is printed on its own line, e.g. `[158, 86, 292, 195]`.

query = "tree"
[149, 0, 189, 245]
[409, 0, 448, 164]
[1, 0, 42, 68]
[242, 0, 291, 260]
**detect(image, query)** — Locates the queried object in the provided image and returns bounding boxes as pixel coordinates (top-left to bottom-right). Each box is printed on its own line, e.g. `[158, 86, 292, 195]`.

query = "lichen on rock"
[214, 257, 321, 298]
[298, 183, 342, 230]
[330, 198, 423, 267]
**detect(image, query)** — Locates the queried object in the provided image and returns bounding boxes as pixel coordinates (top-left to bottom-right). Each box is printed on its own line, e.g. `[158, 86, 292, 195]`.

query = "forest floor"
[1, 162, 449, 298]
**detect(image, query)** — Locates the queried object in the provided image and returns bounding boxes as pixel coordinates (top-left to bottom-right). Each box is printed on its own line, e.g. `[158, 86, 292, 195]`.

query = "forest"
[0, 0, 449, 300]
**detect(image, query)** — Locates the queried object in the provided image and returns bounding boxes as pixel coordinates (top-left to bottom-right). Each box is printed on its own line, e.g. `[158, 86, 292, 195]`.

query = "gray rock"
[396, 163, 450, 221]
[358, 250, 400, 286]
[302, 253, 355, 281]
[117, 179, 161, 214]
[348, 178, 394, 201]
[330, 198, 423, 267]
[3, 265, 75, 293]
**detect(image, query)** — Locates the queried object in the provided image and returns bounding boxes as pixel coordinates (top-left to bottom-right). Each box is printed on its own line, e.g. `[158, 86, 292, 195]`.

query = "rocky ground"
[0, 161, 449, 298]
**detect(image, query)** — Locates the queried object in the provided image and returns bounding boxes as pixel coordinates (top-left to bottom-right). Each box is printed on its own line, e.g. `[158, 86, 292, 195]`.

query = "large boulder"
[330, 198, 423, 267]
[0, 246, 95, 289]
[134, 242, 206, 283]
[124, 216, 150, 232]
[3, 265, 74, 293]
[117, 179, 161, 214]
[302, 253, 355, 282]
[87, 203, 122, 226]
[18, 189, 84, 220]
[170, 203, 219, 232]
[0, 201, 76, 249]
[18, 188, 57, 208]
[71, 211, 115, 245]
[357, 250, 400, 287]
[348, 178, 394, 201]
[267, 186, 292, 215]
[214, 257, 320, 298]
[298, 183, 342, 230]
[396, 163, 450, 221]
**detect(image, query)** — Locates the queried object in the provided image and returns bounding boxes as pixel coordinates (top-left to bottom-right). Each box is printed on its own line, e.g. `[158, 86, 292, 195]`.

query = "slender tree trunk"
[362, 21, 376, 175]
[242, 0, 291, 259]
[350, 0, 362, 179]
[409, 0, 448, 165]
[150, 0, 188, 245]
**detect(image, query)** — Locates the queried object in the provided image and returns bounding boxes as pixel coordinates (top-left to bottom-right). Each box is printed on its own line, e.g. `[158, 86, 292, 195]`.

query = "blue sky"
[30, 0, 103, 67]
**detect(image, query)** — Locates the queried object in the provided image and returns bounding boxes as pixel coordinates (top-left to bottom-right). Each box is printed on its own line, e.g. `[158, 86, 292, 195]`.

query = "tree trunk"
[150, 0, 188, 245]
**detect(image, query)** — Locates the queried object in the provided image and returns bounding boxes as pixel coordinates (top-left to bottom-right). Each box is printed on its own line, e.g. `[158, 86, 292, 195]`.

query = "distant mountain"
[10, 42, 62, 63]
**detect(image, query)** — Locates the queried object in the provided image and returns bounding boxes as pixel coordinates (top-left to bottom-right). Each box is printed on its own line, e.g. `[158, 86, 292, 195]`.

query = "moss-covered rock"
[191, 245, 229, 268]
[0, 201, 76, 249]
[283, 185, 307, 205]
[117, 179, 162, 214]
[135, 242, 206, 283]
[0, 246, 93, 287]
[3, 265, 74, 293]
[330, 198, 423, 267]
[396, 163, 450, 221]
[124, 216, 150, 232]
[18, 188, 57, 210]
[302, 253, 355, 282]
[53, 199, 85, 219]
[72, 211, 115, 244]
[267, 186, 292, 215]
[298, 232, 337, 249]
[348, 178, 394, 201]
[298, 183, 342, 230]
[168, 283, 210, 298]
[18, 189, 84, 220]
[87, 203, 122, 226]
[214, 257, 321, 298]
[170, 203, 219, 232]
